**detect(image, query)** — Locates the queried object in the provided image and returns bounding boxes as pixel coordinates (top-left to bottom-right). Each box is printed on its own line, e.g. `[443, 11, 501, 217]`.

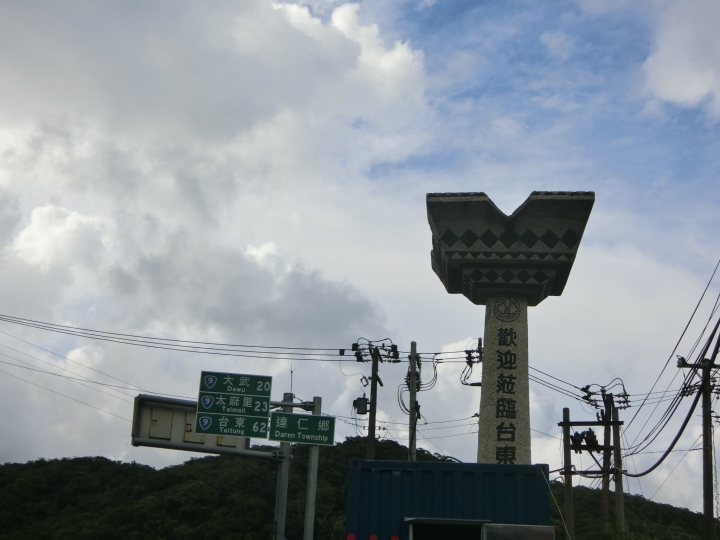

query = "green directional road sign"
[199, 371, 272, 396]
[195, 414, 269, 438]
[195, 371, 272, 438]
[269, 412, 336, 446]
[198, 392, 270, 417]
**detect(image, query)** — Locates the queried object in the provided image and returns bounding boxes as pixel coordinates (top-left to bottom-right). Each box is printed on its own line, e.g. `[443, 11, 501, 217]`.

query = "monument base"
[477, 295, 531, 465]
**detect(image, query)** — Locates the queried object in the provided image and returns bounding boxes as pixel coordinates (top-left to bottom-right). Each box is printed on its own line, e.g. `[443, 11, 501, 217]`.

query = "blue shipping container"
[345, 460, 551, 540]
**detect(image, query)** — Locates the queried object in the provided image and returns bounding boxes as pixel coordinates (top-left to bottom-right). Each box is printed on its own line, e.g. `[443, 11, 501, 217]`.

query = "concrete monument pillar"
[427, 191, 594, 464]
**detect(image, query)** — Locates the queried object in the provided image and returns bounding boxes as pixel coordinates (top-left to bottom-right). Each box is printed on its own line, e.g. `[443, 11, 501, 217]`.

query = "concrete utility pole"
[561, 408, 575, 540]
[304, 396, 322, 540]
[702, 358, 715, 540]
[408, 341, 418, 461]
[702, 331, 720, 540]
[601, 392, 613, 529]
[677, 331, 720, 540]
[612, 406, 625, 535]
[274, 392, 293, 540]
[367, 347, 381, 460]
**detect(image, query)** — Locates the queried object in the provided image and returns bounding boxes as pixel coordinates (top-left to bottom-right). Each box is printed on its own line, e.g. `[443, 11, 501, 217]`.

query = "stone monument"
[427, 191, 594, 464]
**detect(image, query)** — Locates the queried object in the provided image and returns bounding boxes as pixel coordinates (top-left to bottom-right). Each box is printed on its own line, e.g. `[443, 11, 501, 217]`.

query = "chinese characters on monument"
[495, 308, 519, 463]
[478, 294, 531, 465]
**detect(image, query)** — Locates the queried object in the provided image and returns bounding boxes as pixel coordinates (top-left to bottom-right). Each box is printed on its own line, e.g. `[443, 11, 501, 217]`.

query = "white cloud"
[644, 0, 720, 116]
[244, 241, 284, 273]
[331, 3, 424, 96]
[540, 31, 575, 61]
[0, 1, 427, 145]
[10, 205, 107, 272]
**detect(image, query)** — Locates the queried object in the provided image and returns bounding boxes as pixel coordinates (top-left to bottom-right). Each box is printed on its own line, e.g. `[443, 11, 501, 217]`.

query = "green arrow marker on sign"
[269, 412, 335, 446]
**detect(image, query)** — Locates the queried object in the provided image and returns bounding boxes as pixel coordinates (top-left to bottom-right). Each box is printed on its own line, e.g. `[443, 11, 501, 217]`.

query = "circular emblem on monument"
[494, 296, 520, 322]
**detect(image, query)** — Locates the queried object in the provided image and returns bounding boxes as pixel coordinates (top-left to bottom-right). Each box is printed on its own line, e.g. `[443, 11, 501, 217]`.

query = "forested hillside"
[0, 437, 707, 539]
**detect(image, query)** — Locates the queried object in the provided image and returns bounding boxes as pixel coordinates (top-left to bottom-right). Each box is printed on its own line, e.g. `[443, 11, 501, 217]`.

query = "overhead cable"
[0, 368, 131, 422]
[625, 257, 720, 432]
[622, 320, 720, 478]
[0, 314, 361, 360]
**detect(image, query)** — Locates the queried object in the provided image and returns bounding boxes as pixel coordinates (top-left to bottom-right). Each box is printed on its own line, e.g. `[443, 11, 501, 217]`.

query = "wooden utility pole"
[367, 347, 381, 460]
[612, 405, 625, 534]
[601, 392, 613, 528]
[562, 408, 575, 540]
[408, 341, 418, 461]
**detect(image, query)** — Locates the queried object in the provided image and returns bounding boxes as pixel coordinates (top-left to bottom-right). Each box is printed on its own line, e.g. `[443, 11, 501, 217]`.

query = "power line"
[0, 324, 366, 361]
[627, 374, 696, 457]
[0, 319, 362, 361]
[416, 429, 450, 454]
[0, 314, 346, 353]
[0, 343, 138, 401]
[645, 393, 720, 501]
[0, 357, 192, 400]
[416, 431, 476, 440]
[624, 275, 720, 459]
[630, 448, 702, 455]
[625, 257, 720, 433]
[0, 359, 135, 403]
[625, 366, 701, 456]
[532, 428, 562, 441]
[530, 366, 583, 390]
[621, 427, 645, 497]
[401, 423, 475, 433]
[623, 324, 720, 478]
[334, 414, 475, 426]
[0, 368, 131, 422]
[648, 433, 705, 501]
[529, 375, 586, 403]
[0, 330, 147, 393]
[624, 308, 720, 456]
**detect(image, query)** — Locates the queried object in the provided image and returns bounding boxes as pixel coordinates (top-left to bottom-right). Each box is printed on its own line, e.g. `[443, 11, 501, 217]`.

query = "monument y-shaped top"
[427, 191, 594, 465]
[427, 191, 595, 307]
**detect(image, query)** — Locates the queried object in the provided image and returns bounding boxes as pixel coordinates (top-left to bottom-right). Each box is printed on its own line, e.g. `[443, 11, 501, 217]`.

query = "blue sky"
[0, 0, 719, 514]
[367, 0, 719, 223]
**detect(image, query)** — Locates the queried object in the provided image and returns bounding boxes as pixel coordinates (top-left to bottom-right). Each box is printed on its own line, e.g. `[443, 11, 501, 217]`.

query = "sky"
[1, 0, 720, 515]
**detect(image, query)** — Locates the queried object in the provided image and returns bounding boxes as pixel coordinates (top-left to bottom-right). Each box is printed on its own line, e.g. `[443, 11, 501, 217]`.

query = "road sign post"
[268, 401, 336, 540]
[274, 393, 293, 540]
[304, 396, 321, 540]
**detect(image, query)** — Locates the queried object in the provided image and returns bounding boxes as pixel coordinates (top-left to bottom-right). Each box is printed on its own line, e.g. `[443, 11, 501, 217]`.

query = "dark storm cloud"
[103, 230, 386, 346]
